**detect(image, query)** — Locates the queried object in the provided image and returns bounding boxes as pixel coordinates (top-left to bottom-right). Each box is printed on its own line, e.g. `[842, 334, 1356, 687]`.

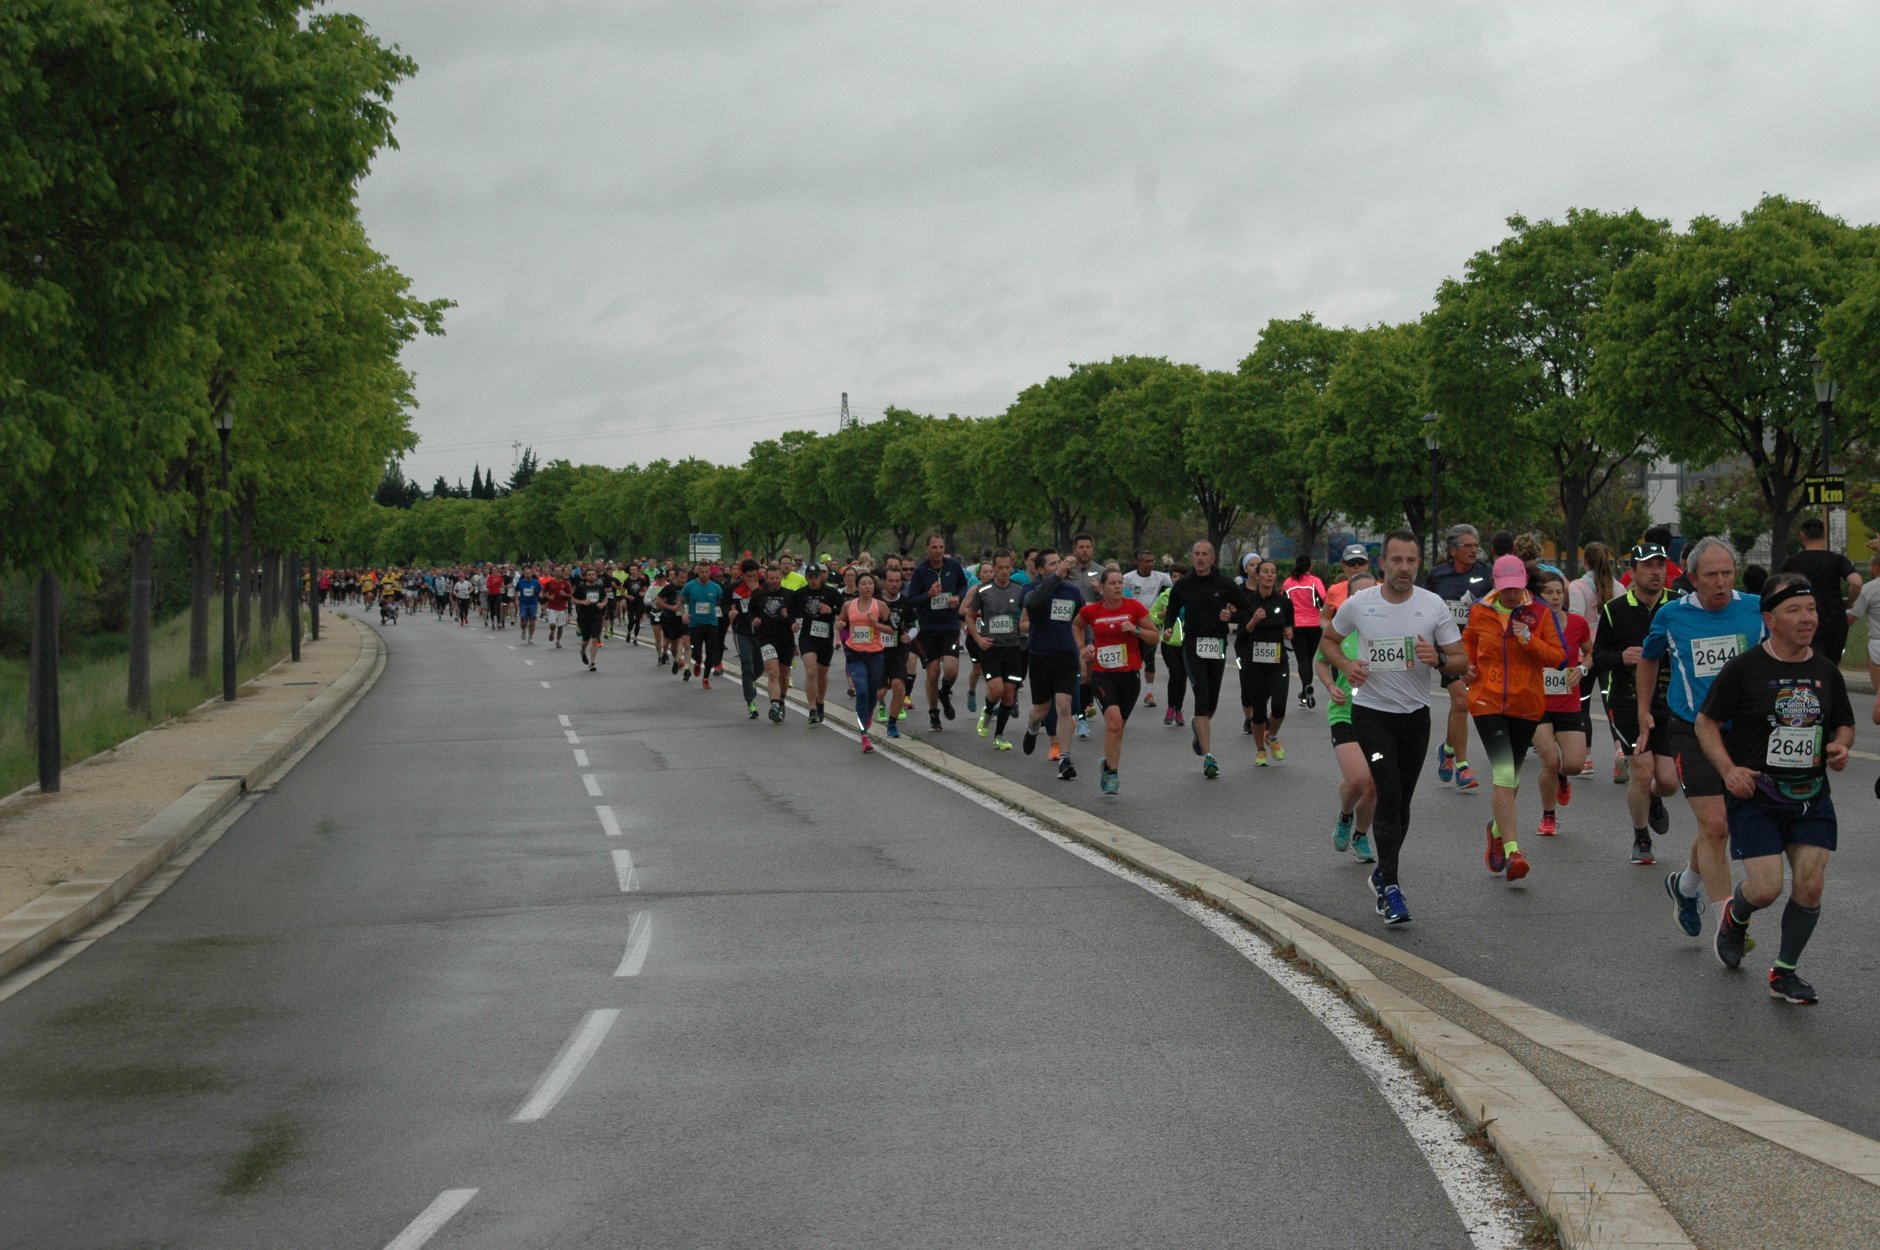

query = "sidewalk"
[735, 653, 1880, 1250]
[0, 615, 382, 978]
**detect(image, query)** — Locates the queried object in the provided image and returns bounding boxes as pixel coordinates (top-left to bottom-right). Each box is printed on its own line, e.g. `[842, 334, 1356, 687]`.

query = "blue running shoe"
[966, 689, 977, 714]
[1664, 871, 1702, 937]
[1369, 868, 1389, 916]
[1352, 832, 1376, 863]
[1382, 885, 1412, 925]
[1438, 743, 1456, 784]
[1203, 753, 1219, 779]
[1334, 812, 1354, 853]
[886, 722, 901, 740]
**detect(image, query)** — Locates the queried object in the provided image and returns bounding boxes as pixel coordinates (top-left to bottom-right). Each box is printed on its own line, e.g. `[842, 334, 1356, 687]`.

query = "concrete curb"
[0, 618, 385, 980]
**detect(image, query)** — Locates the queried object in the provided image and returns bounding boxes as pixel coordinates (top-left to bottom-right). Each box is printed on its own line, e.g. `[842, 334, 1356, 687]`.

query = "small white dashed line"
[382, 1189, 478, 1250]
[573, 749, 589, 767]
[582, 773, 602, 797]
[615, 913, 652, 976]
[596, 805, 622, 837]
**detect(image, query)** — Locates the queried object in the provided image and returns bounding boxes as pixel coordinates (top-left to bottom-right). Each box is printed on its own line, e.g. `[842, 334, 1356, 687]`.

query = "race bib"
[1543, 667, 1576, 696]
[1096, 643, 1126, 669]
[1193, 636, 1225, 661]
[1449, 599, 1472, 627]
[585, 591, 600, 604]
[760, 644, 778, 663]
[987, 614, 1015, 636]
[850, 624, 874, 646]
[1246, 640, 1281, 664]
[931, 593, 950, 611]
[809, 620, 831, 639]
[1766, 725, 1819, 769]
[1690, 634, 1742, 679]
[1049, 599, 1075, 622]
[1363, 634, 1415, 671]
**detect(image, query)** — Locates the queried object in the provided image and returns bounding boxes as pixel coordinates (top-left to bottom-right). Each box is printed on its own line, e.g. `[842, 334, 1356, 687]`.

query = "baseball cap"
[806, 561, 827, 574]
[1629, 543, 1669, 564]
[1341, 543, 1369, 564]
[1491, 554, 1528, 590]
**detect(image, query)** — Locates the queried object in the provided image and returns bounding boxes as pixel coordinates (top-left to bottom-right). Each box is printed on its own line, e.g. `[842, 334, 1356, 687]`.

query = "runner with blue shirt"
[679, 563, 725, 689]
[514, 567, 542, 644]
[1636, 536, 1769, 942]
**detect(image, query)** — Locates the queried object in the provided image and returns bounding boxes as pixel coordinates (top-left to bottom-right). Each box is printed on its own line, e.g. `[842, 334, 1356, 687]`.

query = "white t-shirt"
[1122, 569, 1172, 605]
[1849, 581, 1880, 661]
[1330, 585, 1462, 714]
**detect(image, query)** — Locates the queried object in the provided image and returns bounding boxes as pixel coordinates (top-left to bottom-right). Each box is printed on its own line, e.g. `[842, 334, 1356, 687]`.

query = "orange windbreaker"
[1463, 597, 1565, 720]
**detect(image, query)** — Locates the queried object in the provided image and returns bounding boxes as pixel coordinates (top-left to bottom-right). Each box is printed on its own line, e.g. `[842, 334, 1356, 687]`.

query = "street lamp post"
[216, 404, 237, 702]
[1423, 412, 1442, 568]
[1814, 351, 1841, 549]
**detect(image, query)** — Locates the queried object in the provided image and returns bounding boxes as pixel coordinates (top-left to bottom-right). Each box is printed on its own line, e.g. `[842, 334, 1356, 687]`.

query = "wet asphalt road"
[0, 615, 1478, 1249]
[897, 651, 1880, 1140]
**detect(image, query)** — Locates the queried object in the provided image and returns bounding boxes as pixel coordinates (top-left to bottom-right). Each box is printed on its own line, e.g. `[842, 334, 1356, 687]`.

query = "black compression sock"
[995, 705, 1011, 735]
[1727, 883, 1761, 927]
[1777, 900, 1820, 968]
[941, 678, 954, 694]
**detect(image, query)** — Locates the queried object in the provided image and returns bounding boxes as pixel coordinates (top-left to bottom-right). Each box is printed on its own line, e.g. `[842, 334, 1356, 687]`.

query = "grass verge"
[0, 597, 303, 796]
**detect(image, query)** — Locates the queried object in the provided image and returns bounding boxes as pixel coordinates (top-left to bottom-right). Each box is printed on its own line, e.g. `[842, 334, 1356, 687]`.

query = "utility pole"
[839, 392, 853, 431]
[512, 439, 522, 469]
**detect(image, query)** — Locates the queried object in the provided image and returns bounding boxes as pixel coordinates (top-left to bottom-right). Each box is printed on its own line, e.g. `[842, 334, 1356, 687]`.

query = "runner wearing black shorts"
[1596, 544, 1677, 864]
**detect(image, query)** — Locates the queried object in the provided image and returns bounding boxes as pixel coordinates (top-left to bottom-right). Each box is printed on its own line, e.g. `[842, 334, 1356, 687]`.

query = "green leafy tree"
[1428, 209, 1670, 574]
[1237, 316, 1353, 560]
[1677, 466, 1771, 558]
[1005, 365, 1126, 549]
[1095, 357, 1194, 552]
[1179, 368, 1252, 549]
[1594, 195, 1880, 557]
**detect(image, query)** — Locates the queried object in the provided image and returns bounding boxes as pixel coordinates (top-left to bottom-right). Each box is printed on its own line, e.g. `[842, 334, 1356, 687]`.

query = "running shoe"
[994, 737, 1013, 751]
[1243, 715, 1254, 735]
[1334, 811, 1353, 853]
[714, 665, 724, 676]
[1538, 812, 1558, 837]
[1648, 795, 1670, 836]
[588, 663, 598, 673]
[1174, 711, 1185, 727]
[1715, 904, 1749, 969]
[1768, 968, 1818, 1004]
[1048, 742, 1061, 762]
[860, 733, 874, 754]
[966, 689, 977, 714]
[1504, 850, 1529, 882]
[1099, 764, 1118, 795]
[898, 708, 909, 722]
[887, 722, 901, 740]
[1664, 872, 1702, 937]
[1369, 868, 1389, 915]
[1299, 687, 1316, 710]
[701, 676, 711, 690]
[1438, 743, 1456, 783]
[877, 703, 887, 722]
[683, 667, 692, 682]
[1557, 775, 1571, 806]
[1614, 750, 1629, 784]
[1191, 726, 1204, 757]
[1382, 885, 1411, 926]
[1254, 750, 1269, 767]
[1454, 763, 1480, 791]
[671, 661, 681, 675]
[1580, 757, 1596, 775]
[1203, 753, 1219, 780]
[769, 704, 785, 724]
[939, 687, 956, 720]
[747, 703, 759, 719]
[1058, 756, 1076, 781]
[1075, 715, 1090, 740]
[977, 710, 990, 737]
[1270, 737, 1285, 762]
[807, 709, 822, 725]
[1164, 708, 1176, 726]
[1144, 691, 1157, 707]
[929, 711, 943, 733]
[1630, 835, 1654, 865]
[1484, 821, 1507, 874]
[1352, 832, 1376, 863]
[1022, 728, 1037, 755]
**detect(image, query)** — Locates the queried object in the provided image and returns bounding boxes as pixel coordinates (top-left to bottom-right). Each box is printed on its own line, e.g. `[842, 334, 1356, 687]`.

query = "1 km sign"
[1803, 474, 1846, 507]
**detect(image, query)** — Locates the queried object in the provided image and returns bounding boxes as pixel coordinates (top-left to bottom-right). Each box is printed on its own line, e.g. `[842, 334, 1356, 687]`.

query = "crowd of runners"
[336, 518, 1880, 1004]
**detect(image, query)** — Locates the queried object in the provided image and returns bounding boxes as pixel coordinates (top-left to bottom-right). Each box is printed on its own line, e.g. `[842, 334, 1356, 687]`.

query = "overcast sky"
[346, 0, 1880, 489]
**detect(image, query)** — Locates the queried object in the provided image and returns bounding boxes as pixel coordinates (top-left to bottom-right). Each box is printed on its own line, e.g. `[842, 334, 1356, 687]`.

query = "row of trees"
[340, 197, 1880, 574]
[2, 3, 447, 787]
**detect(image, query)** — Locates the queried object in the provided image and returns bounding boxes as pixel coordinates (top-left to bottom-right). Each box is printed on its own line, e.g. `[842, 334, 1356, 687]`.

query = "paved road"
[891, 655, 1880, 1140]
[0, 618, 1488, 1249]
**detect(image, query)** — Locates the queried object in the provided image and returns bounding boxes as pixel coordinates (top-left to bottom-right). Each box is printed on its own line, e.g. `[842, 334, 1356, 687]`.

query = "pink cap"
[1491, 554, 1528, 591]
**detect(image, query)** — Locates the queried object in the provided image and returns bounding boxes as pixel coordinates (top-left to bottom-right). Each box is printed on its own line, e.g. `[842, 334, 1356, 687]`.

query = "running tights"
[1291, 626, 1322, 690]
[1185, 649, 1227, 719]
[846, 651, 884, 730]
[1352, 704, 1431, 887]
[1160, 642, 1187, 711]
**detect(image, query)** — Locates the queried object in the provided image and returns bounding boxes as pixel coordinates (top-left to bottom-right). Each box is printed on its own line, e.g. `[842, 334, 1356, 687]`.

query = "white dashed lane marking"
[615, 913, 652, 977]
[382, 1189, 478, 1250]
[596, 806, 622, 838]
[558, 715, 572, 727]
[573, 750, 589, 767]
[511, 1010, 620, 1123]
[581, 773, 602, 797]
[612, 848, 638, 892]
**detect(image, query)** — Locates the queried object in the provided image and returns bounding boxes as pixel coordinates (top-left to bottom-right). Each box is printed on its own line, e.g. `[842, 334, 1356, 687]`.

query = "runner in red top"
[1073, 568, 1161, 796]
[1534, 570, 1592, 836]
[484, 568, 506, 631]
[540, 567, 573, 648]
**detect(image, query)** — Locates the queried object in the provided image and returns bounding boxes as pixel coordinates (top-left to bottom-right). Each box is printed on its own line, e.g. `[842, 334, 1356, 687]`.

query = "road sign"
[689, 532, 722, 563]
[1802, 474, 1846, 507]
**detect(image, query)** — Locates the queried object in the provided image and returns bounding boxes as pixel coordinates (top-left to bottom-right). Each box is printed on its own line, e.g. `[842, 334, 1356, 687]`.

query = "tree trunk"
[128, 527, 155, 717]
[34, 574, 61, 793]
[288, 549, 302, 661]
[1558, 493, 1585, 580]
[189, 488, 212, 681]
[1128, 503, 1150, 556]
[940, 522, 958, 555]
[259, 547, 279, 639]
[236, 483, 256, 655]
[988, 516, 1015, 549]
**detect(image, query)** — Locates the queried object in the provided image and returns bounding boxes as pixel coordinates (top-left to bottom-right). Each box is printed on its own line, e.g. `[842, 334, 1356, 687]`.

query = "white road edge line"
[524, 659, 535, 666]
[382, 1188, 479, 1250]
[582, 773, 602, 797]
[541, 681, 551, 688]
[558, 714, 572, 727]
[615, 912, 652, 976]
[793, 701, 1523, 1250]
[565, 729, 581, 744]
[596, 805, 622, 838]
[574, 749, 589, 767]
[612, 847, 638, 892]
[511, 1009, 620, 1123]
